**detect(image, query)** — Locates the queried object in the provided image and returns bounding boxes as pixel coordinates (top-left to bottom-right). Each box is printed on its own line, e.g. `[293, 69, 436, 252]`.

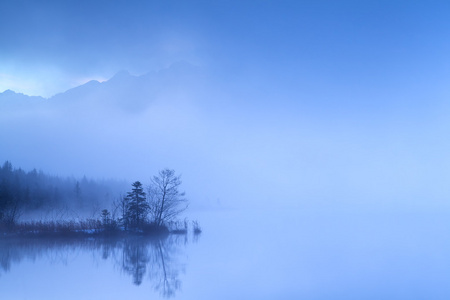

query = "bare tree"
[101, 209, 111, 226]
[111, 194, 126, 227]
[148, 169, 188, 227]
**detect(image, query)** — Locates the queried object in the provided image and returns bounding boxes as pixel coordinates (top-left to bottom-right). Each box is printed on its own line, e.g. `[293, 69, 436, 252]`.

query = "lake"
[1, 208, 450, 299]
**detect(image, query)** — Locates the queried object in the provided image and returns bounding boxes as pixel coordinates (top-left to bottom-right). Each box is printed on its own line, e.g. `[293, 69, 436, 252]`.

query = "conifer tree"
[125, 181, 149, 228]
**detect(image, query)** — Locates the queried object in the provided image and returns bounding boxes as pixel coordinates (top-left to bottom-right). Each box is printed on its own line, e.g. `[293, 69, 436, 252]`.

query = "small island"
[0, 162, 201, 238]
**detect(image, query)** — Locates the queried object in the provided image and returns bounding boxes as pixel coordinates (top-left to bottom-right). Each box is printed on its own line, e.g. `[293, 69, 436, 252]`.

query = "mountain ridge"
[0, 89, 46, 101]
[0, 61, 202, 113]
[1, 61, 199, 99]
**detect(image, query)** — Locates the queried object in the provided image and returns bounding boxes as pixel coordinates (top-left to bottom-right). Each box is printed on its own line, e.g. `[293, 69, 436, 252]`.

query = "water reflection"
[0, 234, 197, 298]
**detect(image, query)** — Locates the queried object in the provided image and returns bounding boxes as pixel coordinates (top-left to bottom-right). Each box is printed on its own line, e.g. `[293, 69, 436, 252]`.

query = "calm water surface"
[1, 208, 450, 299]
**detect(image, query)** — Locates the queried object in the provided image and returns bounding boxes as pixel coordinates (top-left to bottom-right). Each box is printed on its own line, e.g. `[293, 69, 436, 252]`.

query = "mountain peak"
[110, 70, 132, 81]
[2, 89, 19, 96]
[0, 89, 46, 105]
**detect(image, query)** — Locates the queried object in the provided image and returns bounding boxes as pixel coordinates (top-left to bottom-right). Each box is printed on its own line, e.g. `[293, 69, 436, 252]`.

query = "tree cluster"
[0, 162, 189, 234]
[114, 169, 188, 231]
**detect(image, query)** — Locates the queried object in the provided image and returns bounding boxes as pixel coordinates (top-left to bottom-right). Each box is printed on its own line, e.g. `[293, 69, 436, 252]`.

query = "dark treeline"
[0, 161, 201, 236]
[0, 161, 127, 225]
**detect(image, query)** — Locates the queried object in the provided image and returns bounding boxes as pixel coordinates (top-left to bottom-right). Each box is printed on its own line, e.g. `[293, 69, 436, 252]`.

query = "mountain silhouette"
[0, 89, 46, 109]
[0, 61, 202, 114]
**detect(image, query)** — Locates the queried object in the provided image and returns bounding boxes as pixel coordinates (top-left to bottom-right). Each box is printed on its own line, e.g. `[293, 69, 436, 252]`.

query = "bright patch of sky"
[0, 64, 75, 97]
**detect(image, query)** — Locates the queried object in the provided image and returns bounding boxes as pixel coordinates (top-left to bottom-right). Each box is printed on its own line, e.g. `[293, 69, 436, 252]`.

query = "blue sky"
[2, 1, 450, 209]
[2, 0, 450, 102]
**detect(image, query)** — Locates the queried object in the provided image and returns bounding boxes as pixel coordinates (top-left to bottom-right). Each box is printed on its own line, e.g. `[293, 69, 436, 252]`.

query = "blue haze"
[1, 1, 450, 211]
[1, 1, 450, 298]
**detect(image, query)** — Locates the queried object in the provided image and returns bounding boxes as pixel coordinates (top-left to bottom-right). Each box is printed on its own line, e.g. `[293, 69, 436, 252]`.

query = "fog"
[1, 64, 450, 212]
[2, 1, 450, 298]
[2, 2, 450, 214]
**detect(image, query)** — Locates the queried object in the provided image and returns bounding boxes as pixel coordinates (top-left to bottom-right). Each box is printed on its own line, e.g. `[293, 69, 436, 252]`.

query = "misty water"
[2, 208, 450, 299]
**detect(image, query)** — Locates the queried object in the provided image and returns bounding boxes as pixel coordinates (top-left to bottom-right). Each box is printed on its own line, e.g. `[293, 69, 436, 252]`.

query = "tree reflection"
[0, 234, 193, 298]
[120, 238, 151, 286]
[148, 239, 183, 297]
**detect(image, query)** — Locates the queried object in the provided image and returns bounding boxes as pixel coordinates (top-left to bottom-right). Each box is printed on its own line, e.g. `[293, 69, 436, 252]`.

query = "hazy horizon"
[2, 1, 450, 213]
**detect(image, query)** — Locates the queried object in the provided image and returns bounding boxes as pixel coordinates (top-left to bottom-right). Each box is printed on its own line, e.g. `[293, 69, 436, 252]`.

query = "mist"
[2, 63, 450, 213]
[2, 1, 450, 299]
